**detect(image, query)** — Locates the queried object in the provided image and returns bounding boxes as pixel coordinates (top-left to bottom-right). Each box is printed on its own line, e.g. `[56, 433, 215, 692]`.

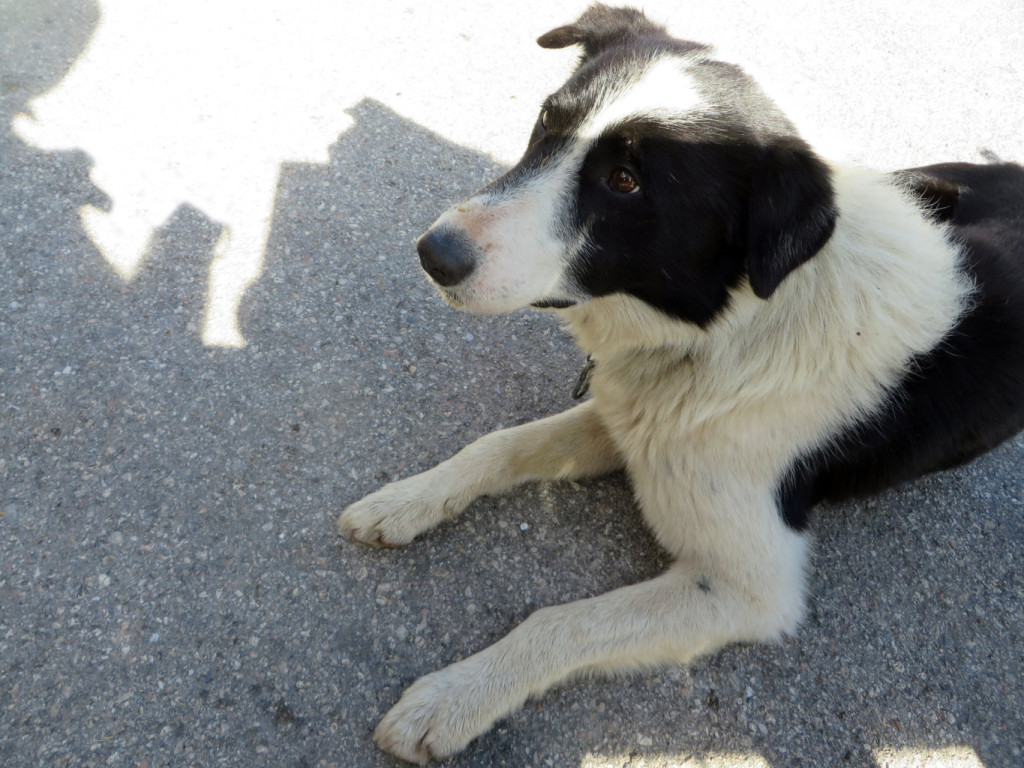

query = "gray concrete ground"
[1, 1, 1022, 767]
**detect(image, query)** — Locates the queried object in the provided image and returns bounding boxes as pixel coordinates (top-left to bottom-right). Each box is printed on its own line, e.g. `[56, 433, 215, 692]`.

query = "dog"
[338, 4, 1024, 762]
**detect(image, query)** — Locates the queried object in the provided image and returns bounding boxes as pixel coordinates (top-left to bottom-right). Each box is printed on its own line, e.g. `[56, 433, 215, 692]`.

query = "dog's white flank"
[338, 4, 1023, 763]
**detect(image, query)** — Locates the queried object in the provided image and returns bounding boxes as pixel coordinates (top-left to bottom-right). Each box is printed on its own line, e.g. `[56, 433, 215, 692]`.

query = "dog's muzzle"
[416, 227, 477, 287]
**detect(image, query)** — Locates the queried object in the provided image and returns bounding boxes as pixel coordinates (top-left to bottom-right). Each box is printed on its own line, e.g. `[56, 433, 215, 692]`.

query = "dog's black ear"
[537, 4, 666, 57]
[746, 138, 837, 299]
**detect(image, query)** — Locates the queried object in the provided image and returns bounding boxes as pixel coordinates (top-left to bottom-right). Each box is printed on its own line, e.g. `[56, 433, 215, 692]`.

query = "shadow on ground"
[1, 7, 1021, 768]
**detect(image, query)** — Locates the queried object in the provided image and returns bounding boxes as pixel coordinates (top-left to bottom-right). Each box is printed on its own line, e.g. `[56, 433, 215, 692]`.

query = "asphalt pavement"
[1, 1, 1022, 767]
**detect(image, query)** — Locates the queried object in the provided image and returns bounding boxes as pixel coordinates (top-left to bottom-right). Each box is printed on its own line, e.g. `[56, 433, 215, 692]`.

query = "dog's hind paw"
[338, 474, 463, 547]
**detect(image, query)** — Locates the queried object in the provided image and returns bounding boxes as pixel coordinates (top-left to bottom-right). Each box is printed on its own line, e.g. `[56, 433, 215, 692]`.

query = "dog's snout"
[417, 228, 477, 287]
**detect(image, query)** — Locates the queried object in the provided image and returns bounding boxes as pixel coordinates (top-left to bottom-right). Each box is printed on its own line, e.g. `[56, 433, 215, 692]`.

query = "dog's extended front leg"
[373, 527, 810, 763]
[338, 400, 622, 546]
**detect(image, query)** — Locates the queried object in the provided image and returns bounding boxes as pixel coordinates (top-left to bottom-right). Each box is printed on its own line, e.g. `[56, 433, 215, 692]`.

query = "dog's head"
[417, 4, 837, 325]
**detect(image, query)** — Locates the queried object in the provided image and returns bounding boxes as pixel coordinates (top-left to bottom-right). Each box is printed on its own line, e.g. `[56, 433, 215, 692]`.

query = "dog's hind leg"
[338, 400, 622, 546]
[373, 521, 809, 762]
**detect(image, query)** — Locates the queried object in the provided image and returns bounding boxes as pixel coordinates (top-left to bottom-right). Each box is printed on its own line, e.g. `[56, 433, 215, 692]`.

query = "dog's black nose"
[417, 228, 476, 287]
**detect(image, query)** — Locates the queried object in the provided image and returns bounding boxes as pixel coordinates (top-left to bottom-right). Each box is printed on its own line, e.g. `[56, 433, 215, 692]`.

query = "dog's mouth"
[436, 286, 465, 309]
[530, 298, 577, 309]
[437, 286, 576, 312]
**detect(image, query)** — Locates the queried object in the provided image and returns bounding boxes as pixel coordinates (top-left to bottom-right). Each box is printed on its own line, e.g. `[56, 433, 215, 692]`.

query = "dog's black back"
[782, 162, 1024, 528]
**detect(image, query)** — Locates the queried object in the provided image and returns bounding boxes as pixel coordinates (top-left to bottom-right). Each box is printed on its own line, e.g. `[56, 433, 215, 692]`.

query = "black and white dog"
[339, 4, 1024, 762]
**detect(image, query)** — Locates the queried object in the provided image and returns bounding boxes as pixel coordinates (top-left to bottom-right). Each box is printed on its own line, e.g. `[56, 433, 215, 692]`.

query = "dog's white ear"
[746, 138, 837, 299]
[537, 4, 666, 57]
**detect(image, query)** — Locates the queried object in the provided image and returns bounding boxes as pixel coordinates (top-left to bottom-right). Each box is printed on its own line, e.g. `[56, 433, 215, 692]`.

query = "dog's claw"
[371, 530, 400, 548]
[343, 525, 398, 549]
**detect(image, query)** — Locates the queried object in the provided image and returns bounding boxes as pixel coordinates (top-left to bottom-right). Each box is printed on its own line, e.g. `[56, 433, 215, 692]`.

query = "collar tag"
[571, 355, 596, 400]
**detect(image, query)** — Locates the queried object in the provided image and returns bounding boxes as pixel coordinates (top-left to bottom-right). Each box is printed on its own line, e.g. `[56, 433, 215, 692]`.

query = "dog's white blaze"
[578, 54, 703, 140]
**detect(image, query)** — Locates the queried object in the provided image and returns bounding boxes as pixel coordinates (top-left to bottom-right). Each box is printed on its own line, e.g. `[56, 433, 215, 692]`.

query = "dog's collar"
[571, 355, 596, 400]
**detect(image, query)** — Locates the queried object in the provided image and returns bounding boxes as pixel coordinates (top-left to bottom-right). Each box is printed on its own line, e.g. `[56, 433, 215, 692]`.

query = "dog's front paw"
[374, 659, 513, 763]
[338, 474, 463, 547]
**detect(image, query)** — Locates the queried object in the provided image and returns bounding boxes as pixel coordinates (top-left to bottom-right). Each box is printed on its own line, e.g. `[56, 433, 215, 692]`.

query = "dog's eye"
[609, 168, 640, 194]
[540, 109, 548, 129]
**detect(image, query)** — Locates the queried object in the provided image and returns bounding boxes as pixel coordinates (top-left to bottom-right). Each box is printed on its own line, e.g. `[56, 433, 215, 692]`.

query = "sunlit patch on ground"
[580, 746, 988, 768]
[580, 751, 773, 768]
[873, 746, 986, 768]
